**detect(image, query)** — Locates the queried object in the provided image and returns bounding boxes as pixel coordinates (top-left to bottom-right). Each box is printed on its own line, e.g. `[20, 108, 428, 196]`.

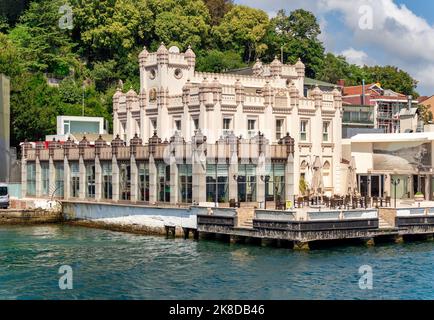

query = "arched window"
[323, 161, 331, 188]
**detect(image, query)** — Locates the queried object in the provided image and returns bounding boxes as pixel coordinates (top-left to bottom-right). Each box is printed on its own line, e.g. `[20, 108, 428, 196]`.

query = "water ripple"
[1, 225, 434, 299]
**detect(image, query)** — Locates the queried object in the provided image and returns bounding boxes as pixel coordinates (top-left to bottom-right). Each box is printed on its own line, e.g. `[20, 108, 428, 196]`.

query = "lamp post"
[391, 178, 401, 208]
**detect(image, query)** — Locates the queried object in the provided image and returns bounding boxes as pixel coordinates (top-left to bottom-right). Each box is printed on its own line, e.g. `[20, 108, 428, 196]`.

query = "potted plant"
[414, 192, 425, 202]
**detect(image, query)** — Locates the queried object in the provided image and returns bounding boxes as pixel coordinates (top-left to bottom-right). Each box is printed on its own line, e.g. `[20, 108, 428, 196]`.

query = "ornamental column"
[148, 132, 162, 203]
[279, 133, 295, 203]
[192, 130, 207, 204]
[130, 134, 143, 203]
[111, 135, 124, 202]
[94, 135, 107, 201]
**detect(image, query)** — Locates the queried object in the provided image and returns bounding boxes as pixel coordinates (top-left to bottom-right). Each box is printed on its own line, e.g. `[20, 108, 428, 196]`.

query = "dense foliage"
[0, 0, 420, 148]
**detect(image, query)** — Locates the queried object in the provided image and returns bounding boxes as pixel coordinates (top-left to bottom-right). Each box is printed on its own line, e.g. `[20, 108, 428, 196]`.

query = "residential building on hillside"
[341, 81, 422, 137]
[419, 95, 434, 117]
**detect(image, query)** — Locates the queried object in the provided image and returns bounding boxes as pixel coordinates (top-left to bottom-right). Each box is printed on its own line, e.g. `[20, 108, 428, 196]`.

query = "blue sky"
[235, 0, 434, 96]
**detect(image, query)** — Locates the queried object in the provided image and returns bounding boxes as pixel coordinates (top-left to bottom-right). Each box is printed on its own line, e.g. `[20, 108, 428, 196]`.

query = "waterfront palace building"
[21, 43, 343, 206]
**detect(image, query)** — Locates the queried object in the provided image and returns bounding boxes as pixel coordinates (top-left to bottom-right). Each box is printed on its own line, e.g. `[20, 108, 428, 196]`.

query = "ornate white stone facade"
[113, 43, 343, 196]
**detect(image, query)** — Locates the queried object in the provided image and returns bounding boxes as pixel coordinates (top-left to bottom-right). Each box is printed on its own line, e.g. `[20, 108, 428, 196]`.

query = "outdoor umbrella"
[347, 156, 358, 196]
[311, 156, 324, 197]
[304, 156, 313, 196]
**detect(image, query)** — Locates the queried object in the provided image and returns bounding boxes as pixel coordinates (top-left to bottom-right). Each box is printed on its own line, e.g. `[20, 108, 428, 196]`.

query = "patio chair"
[229, 199, 240, 208]
[296, 197, 304, 208]
[385, 196, 391, 207]
[373, 197, 379, 208]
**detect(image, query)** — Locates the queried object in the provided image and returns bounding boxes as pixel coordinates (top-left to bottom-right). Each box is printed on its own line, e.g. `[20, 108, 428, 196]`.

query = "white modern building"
[46, 116, 108, 143]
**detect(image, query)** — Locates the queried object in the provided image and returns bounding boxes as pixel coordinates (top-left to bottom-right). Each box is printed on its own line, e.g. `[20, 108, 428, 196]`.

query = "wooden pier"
[196, 207, 434, 250]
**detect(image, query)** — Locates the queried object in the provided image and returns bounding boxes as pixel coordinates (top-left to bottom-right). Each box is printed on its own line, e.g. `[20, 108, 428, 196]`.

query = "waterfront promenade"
[2, 197, 433, 250]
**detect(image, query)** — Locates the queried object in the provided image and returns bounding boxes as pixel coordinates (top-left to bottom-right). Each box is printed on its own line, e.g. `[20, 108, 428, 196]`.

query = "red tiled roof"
[418, 96, 430, 103]
[342, 83, 378, 96]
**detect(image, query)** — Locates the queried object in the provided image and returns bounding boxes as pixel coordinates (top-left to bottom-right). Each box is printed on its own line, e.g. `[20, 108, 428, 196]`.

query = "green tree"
[8, 0, 78, 76]
[148, 0, 211, 50]
[10, 73, 62, 146]
[264, 9, 325, 78]
[196, 49, 245, 72]
[0, 33, 25, 78]
[203, 0, 233, 25]
[70, 0, 153, 62]
[212, 5, 269, 63]
[90, 60, 119, 92]
[0, 0, 30, 27]
[316, 53, 349, 84]
[362, 66, 418, 96]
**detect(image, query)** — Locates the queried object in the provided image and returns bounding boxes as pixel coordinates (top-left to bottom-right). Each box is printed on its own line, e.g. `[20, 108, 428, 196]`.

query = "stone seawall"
[65, 220, 184, 237]
[0, 209, 63, 225]
[62, 201, 201, 237]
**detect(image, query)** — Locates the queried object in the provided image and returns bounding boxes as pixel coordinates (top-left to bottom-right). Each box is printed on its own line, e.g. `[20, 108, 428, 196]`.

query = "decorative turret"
[49, 138, 62, 157]
[288, 81, 299, 106]
[182, 79, 193, 104]
[270, 56, 282, 77]
[235, 79, 245, 104]
[252, 131, 269, 155]
[295, 58, 305, 77]
[22, 140, 33, 159]
[130, 133, 143, 146]
[139, 46, 149, 68]
[78, 136, 90, 156]
[311, 85, 323, 108]
[148, 131, 162, 156]
[35, 139, 45, 157]
[139, 89, 147, 109]
[192, 129, 207, 154]
[211, 77, 222, 103]
[253, 58, 263, 76]
[199, 77, 211, 104]
[111, 134, 124, 157]
[126, 87, 138, 110]
[288, 81, 299, 97]
[113, 82, 124, 112]
[332, 86, 342, 100]
[185, 45, 196, 68]
[130, 133, 143, 156]
[63, 137, 77, 158]
[278, 133, 295, 156]
[94, 135, 107, 156]
[263, 81, 273, 107]
[157, 42, 169, 65]
[111, 134, 124, 147]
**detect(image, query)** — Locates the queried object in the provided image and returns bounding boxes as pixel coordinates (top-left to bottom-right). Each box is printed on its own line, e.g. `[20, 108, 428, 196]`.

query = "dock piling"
[362, 237, 375, 247]
[165, 225, 176, 238]
[394, 235, 404, 244]
[293, 241, 310, 251]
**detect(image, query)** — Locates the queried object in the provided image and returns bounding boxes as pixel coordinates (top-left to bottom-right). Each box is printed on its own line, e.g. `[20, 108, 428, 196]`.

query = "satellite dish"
[168, 46, 180, 54]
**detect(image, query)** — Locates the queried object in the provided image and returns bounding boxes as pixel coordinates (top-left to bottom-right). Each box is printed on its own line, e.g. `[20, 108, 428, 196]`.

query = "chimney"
[337, 79, 345, 88]
[407, 95, 412, 111]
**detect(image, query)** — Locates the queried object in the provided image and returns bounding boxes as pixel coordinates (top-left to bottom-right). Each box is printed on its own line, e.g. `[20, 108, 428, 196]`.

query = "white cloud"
[340, 48, 370, 66]
[236, 0, 434, 93]
[318, 0, 434, 91]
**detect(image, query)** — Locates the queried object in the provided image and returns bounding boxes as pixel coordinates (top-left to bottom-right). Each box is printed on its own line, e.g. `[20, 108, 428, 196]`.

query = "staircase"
[236, 207, 254, 229]
[239, 219, 253, 229]
[379, 217, 394, 229]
